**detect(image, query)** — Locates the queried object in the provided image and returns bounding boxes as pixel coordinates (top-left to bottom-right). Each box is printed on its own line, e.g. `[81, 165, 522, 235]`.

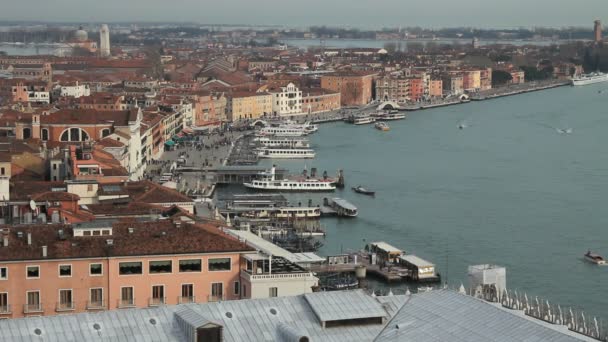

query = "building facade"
[321, 72, 375, 106]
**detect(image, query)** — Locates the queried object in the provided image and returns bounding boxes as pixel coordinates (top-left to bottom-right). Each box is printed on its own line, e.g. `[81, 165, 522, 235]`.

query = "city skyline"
[0, 0, 607, 29]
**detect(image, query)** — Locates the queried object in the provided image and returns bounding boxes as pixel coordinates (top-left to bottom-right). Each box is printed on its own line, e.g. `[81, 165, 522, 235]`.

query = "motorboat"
[584, 251, 606, 265]
[375, 122, 390, 131]
[352, 185, 375, 196]
[352, 115, 376, 125]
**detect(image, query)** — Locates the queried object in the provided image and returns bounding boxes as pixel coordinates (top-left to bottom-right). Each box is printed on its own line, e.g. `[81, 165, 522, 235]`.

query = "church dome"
[74, 27, 88, 42]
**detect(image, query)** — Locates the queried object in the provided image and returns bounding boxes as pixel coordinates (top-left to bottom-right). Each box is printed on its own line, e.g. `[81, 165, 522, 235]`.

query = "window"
[151, 285, 165, 306]
[22, 128, 31, 140]
[0, 293, 7, 312]
[41, 128, 49, 141]
[58, 289, 73, 310]
[0, 267, 6, 280]
[179, 259, 201, 272]
[119, 262, 142, 275]
[120, 287, 134, 307]
[26, 265, 39, 279]
[233, 281, 240, 296]
[149, 260, 172, 274]
[89, 288, 103, 308]
[59, 265, 72, 277]
[269, 287, 278, 298]
[90, 263, 103, 276]
[242, 284, 247, 298]
[26, 291, 40, 311]
[181, 284, 194, 303]
[211, 283, 223, 301]
[0, 168, 4, 176]
[208, 258, 231, 272]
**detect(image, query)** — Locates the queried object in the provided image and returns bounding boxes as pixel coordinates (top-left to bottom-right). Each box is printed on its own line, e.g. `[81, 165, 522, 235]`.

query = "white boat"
[353, 116, 376, 125]
[584, 251, 606, 265]
[380, 112, 406, 120]
[279, 120, 319, 134]
[257, 148, 316, 159]
[375, 122, 390, 131]
[244, 166, 336, 191]
[254, 137, 310, 148]
[256, 126, 308, 137]
[571, 72, 608, 86]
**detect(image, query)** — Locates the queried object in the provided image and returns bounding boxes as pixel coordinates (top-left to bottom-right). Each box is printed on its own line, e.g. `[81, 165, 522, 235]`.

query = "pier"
[212, 165, 288, 184]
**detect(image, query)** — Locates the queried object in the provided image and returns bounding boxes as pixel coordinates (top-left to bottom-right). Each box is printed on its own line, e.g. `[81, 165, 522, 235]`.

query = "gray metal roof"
[304, 290, 388, 323]
[375, 290, 593, 342]
[400, 254, 435, 267]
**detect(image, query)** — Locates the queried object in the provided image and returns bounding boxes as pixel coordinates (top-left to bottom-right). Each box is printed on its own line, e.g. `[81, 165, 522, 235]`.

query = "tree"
[491, 70, 513, 87]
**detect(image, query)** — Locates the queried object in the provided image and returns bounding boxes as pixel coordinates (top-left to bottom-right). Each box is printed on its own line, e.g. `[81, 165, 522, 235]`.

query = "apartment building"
[321, 71, 376, 106]
[0, 220, 253, 319]
[268, 83, 303, 116]
[226, 91, 272, 121]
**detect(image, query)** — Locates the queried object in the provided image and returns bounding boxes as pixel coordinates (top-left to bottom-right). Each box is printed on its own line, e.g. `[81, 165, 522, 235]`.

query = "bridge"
[376, 101, 403, 111]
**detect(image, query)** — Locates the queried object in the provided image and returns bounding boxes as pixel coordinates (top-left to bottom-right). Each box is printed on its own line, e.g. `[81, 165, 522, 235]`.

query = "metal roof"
[331, 198, 357, 211]
[224, 229, 298, 263]
[304, 290, 388, 323]
[290, 252, 326, 264]
[400, 254, 435, 267]
[374, 290, 593, 342]
[370, 241, 403, 254]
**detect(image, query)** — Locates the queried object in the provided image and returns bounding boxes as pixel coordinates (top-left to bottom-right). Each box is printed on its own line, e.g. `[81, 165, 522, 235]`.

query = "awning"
[164, 140, 176, 146]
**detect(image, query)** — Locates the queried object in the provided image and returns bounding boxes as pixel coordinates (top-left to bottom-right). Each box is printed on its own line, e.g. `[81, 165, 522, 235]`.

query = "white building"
[28, 91, 50, 104]
[269, 82, 302, 117]
[57, 82, 90, 98]
[99, 24, 111, 57]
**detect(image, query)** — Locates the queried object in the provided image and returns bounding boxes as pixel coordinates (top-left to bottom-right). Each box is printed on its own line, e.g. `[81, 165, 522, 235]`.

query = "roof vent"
[269, 308, 278, 315]
[34, 328, 42, 336]
[17, 231, 23, 239]
[93, 323, 101, 331]
[225, 312, 233, 319]
[149, 318, 157, 325]
[106, 239, 113, 246]
[128, 227, 134, 234]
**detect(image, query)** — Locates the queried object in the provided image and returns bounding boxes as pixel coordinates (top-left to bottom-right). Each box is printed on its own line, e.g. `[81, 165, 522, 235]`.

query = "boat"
[325, 198, 358, 217]
[256, 126, 308, 137]
[381, 112, 406, 121]
[277, 120, 319, 134]
[254, 137, 310, 148]
[257, 148, 316, 159]
[352, 115, 376, 125]
[584, 251, 606, 265]
[571, 72, 608, 86]
[352, 185, 375, 196]
[375, 122, 390, 131]
[243, 166, 336, 192]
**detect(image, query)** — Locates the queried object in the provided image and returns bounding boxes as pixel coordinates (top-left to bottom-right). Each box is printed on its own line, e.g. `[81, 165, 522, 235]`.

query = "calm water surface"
[224, 84, 608, 317]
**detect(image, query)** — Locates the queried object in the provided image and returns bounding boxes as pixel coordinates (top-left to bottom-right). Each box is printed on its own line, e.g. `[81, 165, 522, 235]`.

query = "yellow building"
[228, 91, 273, 121]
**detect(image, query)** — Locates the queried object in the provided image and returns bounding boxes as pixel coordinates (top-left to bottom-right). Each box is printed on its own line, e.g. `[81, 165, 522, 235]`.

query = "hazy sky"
[1, 0, 606, 28]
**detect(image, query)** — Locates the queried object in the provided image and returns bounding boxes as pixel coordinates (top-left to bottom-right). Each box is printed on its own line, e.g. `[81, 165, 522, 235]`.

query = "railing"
[148, 297, 166, 307]
[56, 301, 75, 312]
[242, 270, 315, 281]
[86, 300, 106, 310]
[178, 296, 196, 304]
[0, 305, 11, 314]
[117, 298, 136, 309]
[208, 294, 224, 302]
[23, 303, 43, 313]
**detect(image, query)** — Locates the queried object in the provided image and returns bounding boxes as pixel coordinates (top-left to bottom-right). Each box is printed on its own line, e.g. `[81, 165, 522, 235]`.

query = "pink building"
[0, 220, 253, 319]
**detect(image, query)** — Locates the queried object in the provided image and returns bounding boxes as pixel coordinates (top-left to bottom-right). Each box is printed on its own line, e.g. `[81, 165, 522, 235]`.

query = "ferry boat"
[352, 115, 376, 125]
[254, 137, 310, 148]
[278, 120, 319, 134]
[584, 251, 606, 265]
[375, 122, 390, 131]
[243, 166, 336, 192]
[325, 198, 358, 217]
[257, 148, 316, 159]
[256, 126, 308, 137]
[380, 112, 406, 121]
[240, 207, 321, 219]
[571, 72, 608, 86]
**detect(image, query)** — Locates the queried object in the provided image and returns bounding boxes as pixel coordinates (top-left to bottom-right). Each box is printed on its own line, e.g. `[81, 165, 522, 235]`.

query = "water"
[220, 83, 608, 317]
[282, 38, 565, 50]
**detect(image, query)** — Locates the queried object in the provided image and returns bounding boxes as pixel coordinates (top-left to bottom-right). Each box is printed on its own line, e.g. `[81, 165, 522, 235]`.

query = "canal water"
[220, 83, 608, 317]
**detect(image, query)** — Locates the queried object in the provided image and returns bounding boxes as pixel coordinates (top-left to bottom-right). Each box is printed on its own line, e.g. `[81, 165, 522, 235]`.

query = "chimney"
[42, 246, 47, 258]
[2, 236, 7, 247]
[27, 232, 32, 245]
[128, 227, 134, 234]
[106, 239, 113, 246]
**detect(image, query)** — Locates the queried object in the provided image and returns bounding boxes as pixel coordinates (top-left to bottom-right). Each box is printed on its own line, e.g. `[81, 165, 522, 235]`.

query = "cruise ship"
[243, 166, 336, 191]
[254, 137, 310, 148]
[257, 148, 316, 159]
[571, 72, 608, 86]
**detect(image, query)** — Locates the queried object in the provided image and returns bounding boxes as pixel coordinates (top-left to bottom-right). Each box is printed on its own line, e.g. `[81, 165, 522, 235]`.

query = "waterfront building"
[0, 220, 253, 319]
[409, 77, 425, 102]
[463, 70, 482, 91]
[301, 88, 341, 114]
[594, 20, 602, 43]
[226, 91, 272, 121]
[429, 79, 443, 97]
[267, 82, 303, 117]
[99, 24, 111, 58]
[321, 71, 376, 106]
[375, 75, 410, 102]
[442, 74, 464, 95]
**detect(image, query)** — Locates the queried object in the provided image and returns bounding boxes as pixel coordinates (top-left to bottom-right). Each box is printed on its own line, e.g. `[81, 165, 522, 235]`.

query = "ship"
[243, 166, 336, 191]
[257, 147, 316, 159]
[571, 72, 608, 86]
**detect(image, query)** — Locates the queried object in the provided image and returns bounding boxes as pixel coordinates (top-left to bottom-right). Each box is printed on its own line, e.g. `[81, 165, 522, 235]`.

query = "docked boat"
[380, 112, 406, 121]
[256, 126, 308, 137]
[571, 72, 608, 86]
[325, 197, 358, 217]
[244, 166, 336, 192]
[584, 251, 606, 265]
[257, 148, 316, 159]
[352, 185, 375, 196]
[278, 120, 319, 134]
[352, 115, 376, 125]
[375, 122, 390, 131]
[254, 137, 310, 148]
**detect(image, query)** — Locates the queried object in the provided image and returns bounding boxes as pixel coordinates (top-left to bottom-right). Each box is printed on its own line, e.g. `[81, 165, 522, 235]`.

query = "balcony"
[86, 300, 106, 310]
[178, 296, 196, 304]
[117, 298, 136, 309]
[0, 305, 11, 314]
[148, 297, 166, 307]
[56, 302, 75, 312]
[208, 294, 224, 302]
[23, 303, 43, 314]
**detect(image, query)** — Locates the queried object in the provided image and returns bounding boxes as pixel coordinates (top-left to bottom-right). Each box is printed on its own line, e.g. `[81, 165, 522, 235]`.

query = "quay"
[470, 80, 570, 101]
[212, 165, 288, 184]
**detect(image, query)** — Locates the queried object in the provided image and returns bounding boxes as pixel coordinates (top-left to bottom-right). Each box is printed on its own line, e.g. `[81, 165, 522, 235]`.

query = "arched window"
[59, 128, 90, 142]
[22, 128, 31, 139]
[101, 128, 111, 138]
[41, 128, 49, 141]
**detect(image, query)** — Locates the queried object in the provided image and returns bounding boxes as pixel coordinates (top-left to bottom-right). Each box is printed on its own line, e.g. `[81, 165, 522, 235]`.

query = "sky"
[1, 0, 606, 29]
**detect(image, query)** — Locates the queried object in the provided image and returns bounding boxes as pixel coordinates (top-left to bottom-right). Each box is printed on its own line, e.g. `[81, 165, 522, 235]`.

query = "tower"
[594, 20, 602, 43]
[100, 24, 111, 57]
